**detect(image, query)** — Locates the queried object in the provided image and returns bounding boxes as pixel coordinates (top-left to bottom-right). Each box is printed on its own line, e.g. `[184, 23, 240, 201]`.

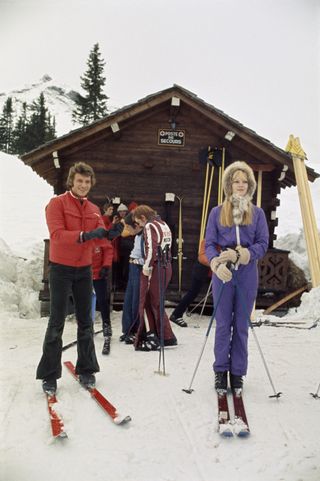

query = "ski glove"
[99, 266, 109, 278]
[210, 257, 220, 273]
[218, 248, 239, 264]
[236, 246, 250, 265]
[107, 222, 125, 240]
[215, 263, 232, 283]
[81, 227, 107, 242]
[142, 266, 153, 277]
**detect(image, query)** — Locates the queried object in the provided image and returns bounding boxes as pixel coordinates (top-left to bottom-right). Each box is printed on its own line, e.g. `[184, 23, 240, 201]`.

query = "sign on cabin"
[158, 128, 185, 146]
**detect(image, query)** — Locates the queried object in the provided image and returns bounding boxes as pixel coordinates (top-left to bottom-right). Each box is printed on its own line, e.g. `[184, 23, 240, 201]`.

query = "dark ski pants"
[36, 263, 100, 380]
[93, 277, 111, 336]
[212, 269, 257, 376]
[172, 261, 210, 318]
[121, 263, 141, 335]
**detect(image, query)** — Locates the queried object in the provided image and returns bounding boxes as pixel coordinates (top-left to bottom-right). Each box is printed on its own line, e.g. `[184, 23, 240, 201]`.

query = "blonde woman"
[205, 161, 269, 391]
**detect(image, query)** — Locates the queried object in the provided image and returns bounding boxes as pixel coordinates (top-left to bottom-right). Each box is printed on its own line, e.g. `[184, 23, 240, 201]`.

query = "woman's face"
[232, 170, 248, 197]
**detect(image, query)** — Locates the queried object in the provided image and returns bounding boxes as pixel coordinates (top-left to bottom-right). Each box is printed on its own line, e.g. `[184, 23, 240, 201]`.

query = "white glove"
[210, 257, 220, 273]
[218, 248, 238, 264]
[215, 263, 232, 282]
[236, 246, 250, 265]
[143, 266, 153, 277]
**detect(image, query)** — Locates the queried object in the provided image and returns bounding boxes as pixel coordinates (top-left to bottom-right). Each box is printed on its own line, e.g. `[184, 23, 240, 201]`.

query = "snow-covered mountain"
[0, 75, 81, 136]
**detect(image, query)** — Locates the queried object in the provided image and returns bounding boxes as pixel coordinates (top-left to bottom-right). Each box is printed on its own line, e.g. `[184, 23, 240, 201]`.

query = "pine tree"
[11, 102, 28, 154]
[12, 93, 56, 154]
[73, 43, 109, 125]
[0, 97, 14, 153]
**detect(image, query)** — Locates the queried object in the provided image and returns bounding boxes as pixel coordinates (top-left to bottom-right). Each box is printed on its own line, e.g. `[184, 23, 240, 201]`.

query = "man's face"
[105, 206, 113, 216]
[134, 215, 147, 227]
[71, 173, 92, 198]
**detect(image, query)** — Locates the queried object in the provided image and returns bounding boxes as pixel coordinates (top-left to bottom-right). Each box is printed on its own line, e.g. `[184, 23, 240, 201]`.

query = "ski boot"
[102, 336, 111, 355]
[214, 371, 228, 391]
[79, 373, 96, 389]
[42, 378, 57, 395]
[230, 373, 243, 390]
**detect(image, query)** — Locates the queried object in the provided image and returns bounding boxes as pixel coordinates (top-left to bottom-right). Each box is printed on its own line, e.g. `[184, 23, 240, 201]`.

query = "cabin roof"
[20, 84, 319, 186]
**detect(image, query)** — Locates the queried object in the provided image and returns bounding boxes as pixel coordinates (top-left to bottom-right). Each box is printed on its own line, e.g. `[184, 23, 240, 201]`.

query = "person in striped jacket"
[132, 205, 177, 351]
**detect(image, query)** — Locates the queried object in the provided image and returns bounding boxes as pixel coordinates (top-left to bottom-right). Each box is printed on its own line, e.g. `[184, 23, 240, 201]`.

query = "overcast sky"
[0, 0, 319, 163]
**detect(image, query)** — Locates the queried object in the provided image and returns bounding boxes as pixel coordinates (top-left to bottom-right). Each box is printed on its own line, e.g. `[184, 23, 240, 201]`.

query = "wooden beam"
[256, 171, 262, 207]
[263, 285, 309, 315]
[286, 135, 320, 287]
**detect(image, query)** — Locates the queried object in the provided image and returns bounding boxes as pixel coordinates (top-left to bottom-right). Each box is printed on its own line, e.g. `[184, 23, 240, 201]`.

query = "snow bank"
[275, 177, 320, 237]
[273, 229, 320, 322]
[275, 229, 310, 277]
[0, 151, 53, 258]
[286, 285, 320, 322]
[0, 237, 44, 318]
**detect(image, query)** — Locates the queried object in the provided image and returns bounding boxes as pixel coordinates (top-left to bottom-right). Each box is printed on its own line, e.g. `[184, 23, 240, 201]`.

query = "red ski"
[64, 361, 131, 425]
[46, 393, 68, 439]
[217, 390, 233, 437]
[232, 389, 250, 437]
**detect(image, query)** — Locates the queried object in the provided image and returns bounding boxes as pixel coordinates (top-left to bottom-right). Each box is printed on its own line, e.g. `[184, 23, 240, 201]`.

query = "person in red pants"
[132, 205, 177, 351]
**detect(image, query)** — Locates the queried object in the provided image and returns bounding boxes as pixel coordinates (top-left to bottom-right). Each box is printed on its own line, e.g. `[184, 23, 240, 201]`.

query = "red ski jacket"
[46, 191, 109, 267]
[92, 244, 113, 279]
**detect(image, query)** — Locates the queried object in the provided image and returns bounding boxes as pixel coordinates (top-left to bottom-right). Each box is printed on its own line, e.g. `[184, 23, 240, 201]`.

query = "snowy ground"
[1, 239, 320, 481]
[1, 308, 320, 481]
[1, 152, 320, 481]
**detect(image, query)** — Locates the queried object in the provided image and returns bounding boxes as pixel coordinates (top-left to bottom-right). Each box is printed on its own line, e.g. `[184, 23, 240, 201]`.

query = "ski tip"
[237, 430, 250, 438]
[113, 415, 132, 425]
[219, 428, 233, 437]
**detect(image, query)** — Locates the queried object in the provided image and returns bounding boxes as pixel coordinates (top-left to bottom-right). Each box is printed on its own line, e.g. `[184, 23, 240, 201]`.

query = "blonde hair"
[220, 166, 254, 227]
[220, 199, 253, 227]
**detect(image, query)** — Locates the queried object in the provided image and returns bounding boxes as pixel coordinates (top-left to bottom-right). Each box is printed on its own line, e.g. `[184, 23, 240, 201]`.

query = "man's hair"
[66, 162, 96, 189]
[132, 205, 157, 221]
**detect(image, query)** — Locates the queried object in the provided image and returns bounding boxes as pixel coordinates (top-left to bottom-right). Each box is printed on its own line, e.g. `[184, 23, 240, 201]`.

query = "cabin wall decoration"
[20, 85, 319, 316]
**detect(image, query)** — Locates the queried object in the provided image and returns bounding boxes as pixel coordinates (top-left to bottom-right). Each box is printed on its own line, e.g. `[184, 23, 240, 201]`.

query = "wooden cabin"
[20, 85, 319, 315]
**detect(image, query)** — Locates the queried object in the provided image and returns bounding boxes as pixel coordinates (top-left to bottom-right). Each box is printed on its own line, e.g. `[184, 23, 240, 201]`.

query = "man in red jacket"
[36, 162, 114, 393]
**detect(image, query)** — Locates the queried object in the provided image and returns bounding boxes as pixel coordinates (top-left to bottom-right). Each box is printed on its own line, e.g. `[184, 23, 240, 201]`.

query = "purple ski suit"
[205, 205, 269, 376]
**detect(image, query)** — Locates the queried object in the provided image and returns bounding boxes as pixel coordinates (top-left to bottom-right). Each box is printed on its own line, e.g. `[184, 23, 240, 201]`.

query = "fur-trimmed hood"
[222, 161, 256, 200]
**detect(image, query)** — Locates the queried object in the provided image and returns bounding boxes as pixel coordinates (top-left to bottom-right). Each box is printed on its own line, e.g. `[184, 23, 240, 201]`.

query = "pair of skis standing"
[45, 361, 131, 439]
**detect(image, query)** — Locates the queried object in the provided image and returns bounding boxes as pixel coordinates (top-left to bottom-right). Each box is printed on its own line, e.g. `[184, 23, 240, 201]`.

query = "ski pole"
[176, 195, 183, 297]
[310, 382, 320, 399]
[197, 279, 212, 319]
[233, 271, 282, 399]
[183, 280, 225, 394]
[186, 284, 212, 317]
[192, 279, 212, 328]
[155, 246, 166, 376]
[62, 329, 103, 351]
